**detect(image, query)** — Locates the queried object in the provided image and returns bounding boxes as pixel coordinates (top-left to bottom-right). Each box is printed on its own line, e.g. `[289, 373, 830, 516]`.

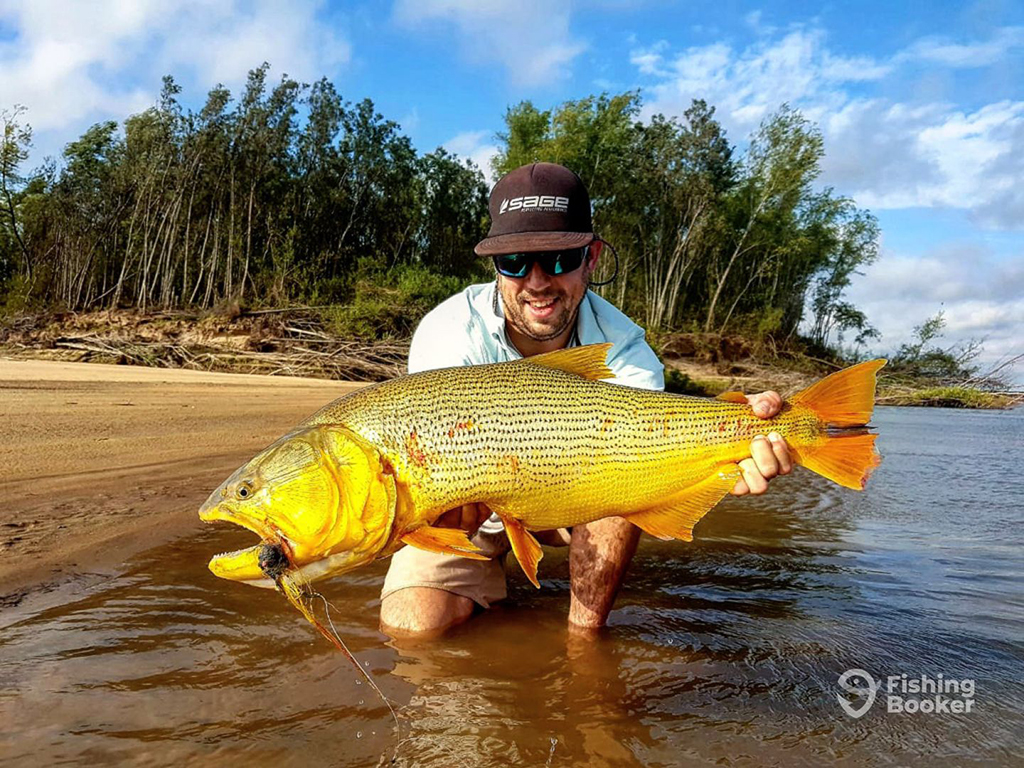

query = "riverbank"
[3, 309, 1019, 408]
[0, 359, 359, 607]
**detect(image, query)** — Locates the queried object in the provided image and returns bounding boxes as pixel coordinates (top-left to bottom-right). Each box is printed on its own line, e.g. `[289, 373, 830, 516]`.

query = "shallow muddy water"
[1, 406, 1022, 766]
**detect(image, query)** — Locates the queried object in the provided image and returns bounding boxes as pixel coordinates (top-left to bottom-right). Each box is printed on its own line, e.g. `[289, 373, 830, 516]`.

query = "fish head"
[199, 425, 397, 587]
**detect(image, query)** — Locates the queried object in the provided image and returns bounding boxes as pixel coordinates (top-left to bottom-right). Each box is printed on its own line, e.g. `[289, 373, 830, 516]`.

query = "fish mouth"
[199, 499, 277, 539]
[200, 499, 292, 587]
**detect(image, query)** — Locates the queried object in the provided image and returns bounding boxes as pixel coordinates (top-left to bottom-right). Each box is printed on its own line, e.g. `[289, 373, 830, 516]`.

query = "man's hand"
[731, 391, 793, 496]
[434, 503, 492, 537]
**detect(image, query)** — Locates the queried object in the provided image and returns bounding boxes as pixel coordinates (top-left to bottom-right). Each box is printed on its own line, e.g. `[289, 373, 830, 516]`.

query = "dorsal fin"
[519, 343, 614, 381]
[716, 391, 748, 404]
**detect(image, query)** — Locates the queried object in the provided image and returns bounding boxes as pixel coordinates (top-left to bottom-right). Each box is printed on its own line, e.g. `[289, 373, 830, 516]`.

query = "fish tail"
[788, 359, 887, 490]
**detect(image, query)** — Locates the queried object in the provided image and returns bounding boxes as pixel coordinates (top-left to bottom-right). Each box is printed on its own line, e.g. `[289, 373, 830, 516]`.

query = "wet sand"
[0, 358, 361, 606]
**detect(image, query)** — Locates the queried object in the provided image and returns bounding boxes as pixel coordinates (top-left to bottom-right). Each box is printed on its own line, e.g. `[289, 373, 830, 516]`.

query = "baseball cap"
[474, 162, 593, 256]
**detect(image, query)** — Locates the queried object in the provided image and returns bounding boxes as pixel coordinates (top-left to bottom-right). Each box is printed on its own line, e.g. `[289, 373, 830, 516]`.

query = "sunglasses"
[492, 246, 590, 278]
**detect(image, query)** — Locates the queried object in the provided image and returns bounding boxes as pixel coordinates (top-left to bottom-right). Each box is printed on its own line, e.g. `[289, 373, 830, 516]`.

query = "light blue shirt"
[408, 282, 665, 534]
[408, 281, 665, 390]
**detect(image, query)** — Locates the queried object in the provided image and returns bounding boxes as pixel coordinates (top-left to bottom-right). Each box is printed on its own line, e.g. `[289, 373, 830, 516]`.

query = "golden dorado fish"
[199, 345, 885, 597]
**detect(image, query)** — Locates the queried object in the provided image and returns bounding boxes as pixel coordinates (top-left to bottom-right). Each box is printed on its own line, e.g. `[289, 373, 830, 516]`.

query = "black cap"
[474, 162, 593, 256]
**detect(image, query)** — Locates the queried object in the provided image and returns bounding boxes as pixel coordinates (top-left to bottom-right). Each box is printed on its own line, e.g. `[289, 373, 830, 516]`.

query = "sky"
[1, 0, 1021, 381]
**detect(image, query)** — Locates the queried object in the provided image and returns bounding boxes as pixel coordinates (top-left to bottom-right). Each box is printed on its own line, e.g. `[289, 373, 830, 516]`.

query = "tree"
[417, 148, 489, 277]
[0, 106, 33, 283]
[808, 202, 880, 347]
[704, 105, 823, 332]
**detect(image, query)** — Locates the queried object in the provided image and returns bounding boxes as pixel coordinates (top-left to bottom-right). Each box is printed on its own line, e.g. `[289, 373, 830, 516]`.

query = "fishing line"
[314, 595, 477, 768]
[276, 569, 402, 764]
[314, 591, 401, 738]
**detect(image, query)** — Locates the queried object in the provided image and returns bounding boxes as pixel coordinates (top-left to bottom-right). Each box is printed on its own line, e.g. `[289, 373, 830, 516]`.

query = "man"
[380, 163, 791, 636]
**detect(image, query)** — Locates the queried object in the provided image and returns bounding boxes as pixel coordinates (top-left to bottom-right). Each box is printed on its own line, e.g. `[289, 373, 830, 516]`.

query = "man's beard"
[501, 275, 588, 342]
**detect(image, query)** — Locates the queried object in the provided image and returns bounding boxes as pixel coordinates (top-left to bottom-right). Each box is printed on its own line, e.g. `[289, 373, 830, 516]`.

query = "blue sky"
[1, 0, 1021, 379]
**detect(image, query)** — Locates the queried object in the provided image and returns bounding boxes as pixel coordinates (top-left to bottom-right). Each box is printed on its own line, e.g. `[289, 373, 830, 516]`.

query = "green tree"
[705, 105, 823, 332]
[808, 202, 880, 347]
[417, 147, 489, 277]
[0, 106, 33, 284]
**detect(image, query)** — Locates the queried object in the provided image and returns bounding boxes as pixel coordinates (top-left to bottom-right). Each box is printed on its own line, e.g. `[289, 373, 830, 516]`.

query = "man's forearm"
[567, 516, 641, 629]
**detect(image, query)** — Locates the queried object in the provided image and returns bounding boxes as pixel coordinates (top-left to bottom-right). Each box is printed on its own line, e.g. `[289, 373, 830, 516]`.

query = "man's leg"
[380, 587, 476, 636]
[567, 517, 641, 630]
[378, 526, 509, 637]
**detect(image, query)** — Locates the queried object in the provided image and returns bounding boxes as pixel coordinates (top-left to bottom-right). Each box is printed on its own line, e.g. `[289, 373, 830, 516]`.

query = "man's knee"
[379, 587, 476, 636]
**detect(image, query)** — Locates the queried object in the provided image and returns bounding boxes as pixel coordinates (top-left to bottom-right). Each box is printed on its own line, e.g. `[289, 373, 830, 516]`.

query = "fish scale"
[305, 359, 817, 530]
[200, 345, 884, 592]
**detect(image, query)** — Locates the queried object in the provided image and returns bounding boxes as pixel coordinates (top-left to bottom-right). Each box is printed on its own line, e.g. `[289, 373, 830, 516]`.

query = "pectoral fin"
[627, 464, 741, 541]
[401, 526, 490, 560]
[499, 515, 543, 588]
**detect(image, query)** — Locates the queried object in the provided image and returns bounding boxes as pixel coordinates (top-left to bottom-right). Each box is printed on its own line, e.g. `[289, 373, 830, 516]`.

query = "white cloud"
[632, 29, 891, 134]
[819, 98, 1024, 228]
[845, 244, 1024, 378]
[392, 0, 585, 87]
[898, 26, 1024, 68]
[631, 25, 1024, 230]
[0, 0, 350, 155]
[444, 129, 499, 184]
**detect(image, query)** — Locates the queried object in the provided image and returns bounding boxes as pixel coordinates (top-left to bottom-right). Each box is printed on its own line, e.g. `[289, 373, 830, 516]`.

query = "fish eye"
[235, 480, 255, 500]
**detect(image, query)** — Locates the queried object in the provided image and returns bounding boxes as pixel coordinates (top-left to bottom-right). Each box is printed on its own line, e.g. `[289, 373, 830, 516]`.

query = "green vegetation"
[0, 69, 490, 317]
[494, 95, 879, 343]
[318, 262, 470, 340]
[1, 67, 875, 346]
[663, 368, 718, 397]
[877, 386, 1015, 409]
[1, 65, 1015, 405]
[874, 312, 1021, 408]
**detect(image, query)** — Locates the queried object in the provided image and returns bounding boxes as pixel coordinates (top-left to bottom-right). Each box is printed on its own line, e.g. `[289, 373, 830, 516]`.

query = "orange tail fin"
[788, 359, 886, 490]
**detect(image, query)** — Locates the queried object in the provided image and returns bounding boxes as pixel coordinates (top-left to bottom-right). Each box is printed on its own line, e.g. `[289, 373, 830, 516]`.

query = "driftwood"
[2, 310, 410, 382]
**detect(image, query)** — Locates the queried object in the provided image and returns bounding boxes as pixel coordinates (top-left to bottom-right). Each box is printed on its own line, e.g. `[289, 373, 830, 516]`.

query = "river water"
[1, 406, 1022, 766]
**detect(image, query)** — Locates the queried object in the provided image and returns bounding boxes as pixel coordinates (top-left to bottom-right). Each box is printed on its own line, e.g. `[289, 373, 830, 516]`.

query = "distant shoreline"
[2, 309, 1020, 409]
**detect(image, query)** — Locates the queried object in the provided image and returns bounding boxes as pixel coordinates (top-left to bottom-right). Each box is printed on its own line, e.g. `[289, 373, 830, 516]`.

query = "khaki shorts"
[381, 526, 511, 608]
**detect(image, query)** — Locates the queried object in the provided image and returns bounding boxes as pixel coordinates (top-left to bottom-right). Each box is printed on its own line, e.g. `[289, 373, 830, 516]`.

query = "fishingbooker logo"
[837, 668, 976, 718]
[499, 195, 570, 214]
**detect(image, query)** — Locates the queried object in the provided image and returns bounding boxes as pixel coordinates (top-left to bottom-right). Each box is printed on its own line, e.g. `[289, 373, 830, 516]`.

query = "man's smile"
[522, 295, 560, 320]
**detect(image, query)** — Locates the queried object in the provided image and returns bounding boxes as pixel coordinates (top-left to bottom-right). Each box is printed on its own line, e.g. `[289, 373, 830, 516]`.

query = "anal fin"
[499, 515, 543, 588]
[628, 464, 741, 541]
[401, 526, 490, 560]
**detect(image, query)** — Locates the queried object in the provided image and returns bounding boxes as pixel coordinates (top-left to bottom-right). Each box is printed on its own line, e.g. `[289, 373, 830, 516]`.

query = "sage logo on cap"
[475, 162, 593, 256]
[498, 195, 570, 215]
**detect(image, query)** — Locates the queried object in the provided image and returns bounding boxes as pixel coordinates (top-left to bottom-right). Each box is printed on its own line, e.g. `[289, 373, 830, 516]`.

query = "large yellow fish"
[199, 344, 885, 597]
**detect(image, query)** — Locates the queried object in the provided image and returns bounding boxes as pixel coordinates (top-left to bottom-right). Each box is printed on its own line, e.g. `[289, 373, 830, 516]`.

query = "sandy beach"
[0, 358, 361, 606]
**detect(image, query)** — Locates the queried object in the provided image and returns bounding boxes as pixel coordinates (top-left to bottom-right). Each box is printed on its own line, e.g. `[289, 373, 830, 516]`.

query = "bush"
[319, 262, 474, 340]
[664, 367, 716, 396]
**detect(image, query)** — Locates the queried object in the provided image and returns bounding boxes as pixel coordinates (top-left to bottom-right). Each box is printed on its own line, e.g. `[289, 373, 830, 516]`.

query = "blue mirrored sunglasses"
[492, 246, 589, 278]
